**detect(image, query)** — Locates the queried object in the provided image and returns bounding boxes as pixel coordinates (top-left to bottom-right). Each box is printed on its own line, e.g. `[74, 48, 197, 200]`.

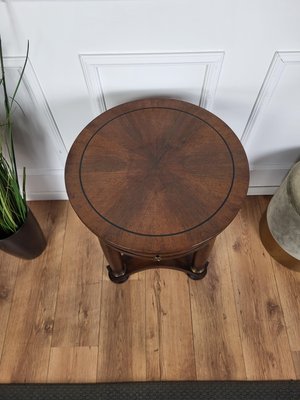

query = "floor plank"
[145, 269, 197, 381]
[0, 201, 68, 382]
[271, 260, 300, 353]
[190, 234, 246, 380]
[145, 270, 161, 380]
[97, 280, 146, 382]
[258, 196, 300, 353]
[48, 346, 98, 383]
[51, 205, 103, 347]
[225, 197, 296, 380]
[0, 254, 20, 359]
[292, 352, 300, 378]
[0, 198, 299, 382]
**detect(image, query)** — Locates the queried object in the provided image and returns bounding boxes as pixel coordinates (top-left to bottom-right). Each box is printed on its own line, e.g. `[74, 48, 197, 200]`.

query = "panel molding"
[80, 51, 224, 116]
[2, 56, 68, 199]
[242, 52, 300, 147]
[241, 51, 300, 150]
[241, 51, 300, 191]
[3, 56, 67, 165]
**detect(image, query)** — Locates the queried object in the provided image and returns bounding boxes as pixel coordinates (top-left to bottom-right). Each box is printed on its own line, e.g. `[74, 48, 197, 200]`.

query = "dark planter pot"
[0, 208, 47, 259]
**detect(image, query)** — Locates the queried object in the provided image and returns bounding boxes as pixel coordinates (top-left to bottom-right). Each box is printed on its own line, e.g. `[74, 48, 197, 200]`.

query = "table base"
[99, 238, 215, 284]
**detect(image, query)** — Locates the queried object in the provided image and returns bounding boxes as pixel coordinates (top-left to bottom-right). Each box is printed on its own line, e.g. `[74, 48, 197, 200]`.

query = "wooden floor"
[0, 196, 299, 383]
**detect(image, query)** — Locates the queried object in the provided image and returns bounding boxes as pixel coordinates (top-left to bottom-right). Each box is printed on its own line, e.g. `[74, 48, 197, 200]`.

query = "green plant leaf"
[0, 36, 28, 235]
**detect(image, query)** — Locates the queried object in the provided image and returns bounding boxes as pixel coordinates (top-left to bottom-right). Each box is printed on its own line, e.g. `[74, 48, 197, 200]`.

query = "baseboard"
[247, 186, 278, 195]
[27, 191, 68, 201]
[22, 169, 67, 201]
[23, 169, 280, 200]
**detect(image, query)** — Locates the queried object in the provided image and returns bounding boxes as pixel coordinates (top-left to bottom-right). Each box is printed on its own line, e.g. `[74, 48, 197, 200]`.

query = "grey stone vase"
[260, 161, 300, 271]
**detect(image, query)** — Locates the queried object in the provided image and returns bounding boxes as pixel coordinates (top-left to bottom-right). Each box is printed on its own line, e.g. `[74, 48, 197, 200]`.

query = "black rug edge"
[1, 380, 300, 400]
[1, 380, 299, 385]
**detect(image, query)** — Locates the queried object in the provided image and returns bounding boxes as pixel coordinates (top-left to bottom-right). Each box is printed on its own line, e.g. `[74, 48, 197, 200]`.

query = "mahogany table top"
[65, 98, 249, 256]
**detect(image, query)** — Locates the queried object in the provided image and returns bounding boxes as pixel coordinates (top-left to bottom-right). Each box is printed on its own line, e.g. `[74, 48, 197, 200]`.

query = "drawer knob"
[154, 255, 161, 262]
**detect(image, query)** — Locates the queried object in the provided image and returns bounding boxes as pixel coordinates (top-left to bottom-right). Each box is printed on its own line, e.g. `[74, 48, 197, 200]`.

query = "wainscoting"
[1, 1, 300, 198]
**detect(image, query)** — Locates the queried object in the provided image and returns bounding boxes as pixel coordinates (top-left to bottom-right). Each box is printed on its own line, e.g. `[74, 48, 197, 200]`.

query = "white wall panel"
[2, 57, 67, 199]
[80, 52, 224, 115]
[0, 0, 300, 197]
[242, 52, 300, 192]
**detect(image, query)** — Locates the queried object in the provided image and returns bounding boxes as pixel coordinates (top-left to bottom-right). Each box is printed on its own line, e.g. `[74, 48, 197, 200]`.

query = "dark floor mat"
[0, 380, 299, 400]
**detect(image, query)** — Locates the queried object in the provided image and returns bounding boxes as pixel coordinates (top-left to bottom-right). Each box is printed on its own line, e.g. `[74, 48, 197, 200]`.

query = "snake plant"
[0, 38, 29, 237]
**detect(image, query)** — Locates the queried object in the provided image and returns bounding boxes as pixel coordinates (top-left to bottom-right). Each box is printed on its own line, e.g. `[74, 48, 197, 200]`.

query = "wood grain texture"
[270, 259, 300, 352]
[145, 270, 196, 381]
[47, 347, 98, 383]
[65, 98, 249, 256]
[145, 270, 161, 380]
[225, 197, 296, 380]
[260, 210, 300, 271]
[0, 198, 298, 382]
[97, 281, 146, 382]
[292, 352, 300, 378]
[0, 201, 68, 383]
[0, 254, 20, 359]
[258, 196, 300, 352]
[52, 205, 102, 347]
[189, 234, 246, 380]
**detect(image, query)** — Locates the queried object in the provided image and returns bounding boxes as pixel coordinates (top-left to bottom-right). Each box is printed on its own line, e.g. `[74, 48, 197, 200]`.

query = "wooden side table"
[65, 98, 249, 283]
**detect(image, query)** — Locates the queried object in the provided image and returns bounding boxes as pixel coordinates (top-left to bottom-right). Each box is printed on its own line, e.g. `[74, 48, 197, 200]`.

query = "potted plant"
[0, 37, 46, 259]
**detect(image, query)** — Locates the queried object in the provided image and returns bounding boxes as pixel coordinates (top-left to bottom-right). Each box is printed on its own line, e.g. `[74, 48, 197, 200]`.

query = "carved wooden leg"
[187, 238, 216, 280]
[99, 239, 128, 283]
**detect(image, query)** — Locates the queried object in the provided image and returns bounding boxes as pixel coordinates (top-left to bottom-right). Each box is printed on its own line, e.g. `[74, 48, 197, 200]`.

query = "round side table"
[65, 98, 249, 283]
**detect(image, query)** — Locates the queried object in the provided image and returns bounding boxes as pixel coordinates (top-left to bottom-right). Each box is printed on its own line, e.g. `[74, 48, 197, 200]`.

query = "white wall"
[0, 0, 299, 199]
